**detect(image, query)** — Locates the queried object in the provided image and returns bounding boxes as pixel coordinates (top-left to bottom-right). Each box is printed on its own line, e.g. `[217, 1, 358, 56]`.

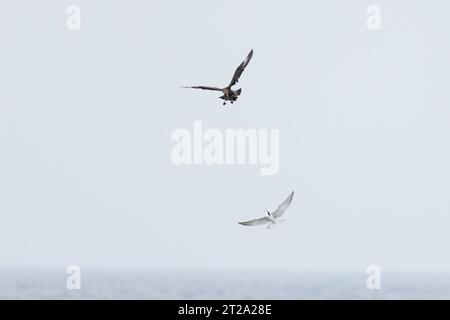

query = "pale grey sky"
[0, 0, 449, 272]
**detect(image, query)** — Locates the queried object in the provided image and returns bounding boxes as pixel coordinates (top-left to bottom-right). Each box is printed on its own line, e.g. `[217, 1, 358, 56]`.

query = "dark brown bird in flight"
[182, 49, 254, 106]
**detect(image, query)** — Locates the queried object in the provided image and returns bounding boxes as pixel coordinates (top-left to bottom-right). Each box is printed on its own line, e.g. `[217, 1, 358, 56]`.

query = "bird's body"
[182, 50, 253, 106]
[238, 191, 295, 229]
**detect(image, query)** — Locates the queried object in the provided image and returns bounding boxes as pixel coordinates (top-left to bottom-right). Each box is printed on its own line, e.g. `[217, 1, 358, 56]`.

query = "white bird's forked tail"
[266, 222, 276, 230]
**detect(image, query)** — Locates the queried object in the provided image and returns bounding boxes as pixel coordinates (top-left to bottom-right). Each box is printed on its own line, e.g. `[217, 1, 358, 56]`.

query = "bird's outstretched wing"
[228, 49, 253, 88]
[238, 216, 269, 227]
[181, 86, 223, 91]
[272, 191, 295, 218]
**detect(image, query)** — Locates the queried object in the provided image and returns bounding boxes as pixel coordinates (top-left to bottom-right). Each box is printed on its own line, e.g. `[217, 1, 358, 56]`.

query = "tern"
[182, 49, 254, 106]
[238, 191, 295, 229]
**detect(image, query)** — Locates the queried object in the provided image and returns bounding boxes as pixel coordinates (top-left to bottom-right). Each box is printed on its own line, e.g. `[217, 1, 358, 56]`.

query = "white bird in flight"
[238, 191, 295, 229]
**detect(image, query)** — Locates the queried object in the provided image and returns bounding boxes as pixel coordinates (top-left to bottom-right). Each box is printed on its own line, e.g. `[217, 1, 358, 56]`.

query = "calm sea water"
[0, 270, 449, 299]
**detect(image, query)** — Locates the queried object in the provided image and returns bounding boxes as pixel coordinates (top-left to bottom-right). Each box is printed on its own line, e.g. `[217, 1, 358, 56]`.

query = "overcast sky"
[0, 0, 449, 272]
